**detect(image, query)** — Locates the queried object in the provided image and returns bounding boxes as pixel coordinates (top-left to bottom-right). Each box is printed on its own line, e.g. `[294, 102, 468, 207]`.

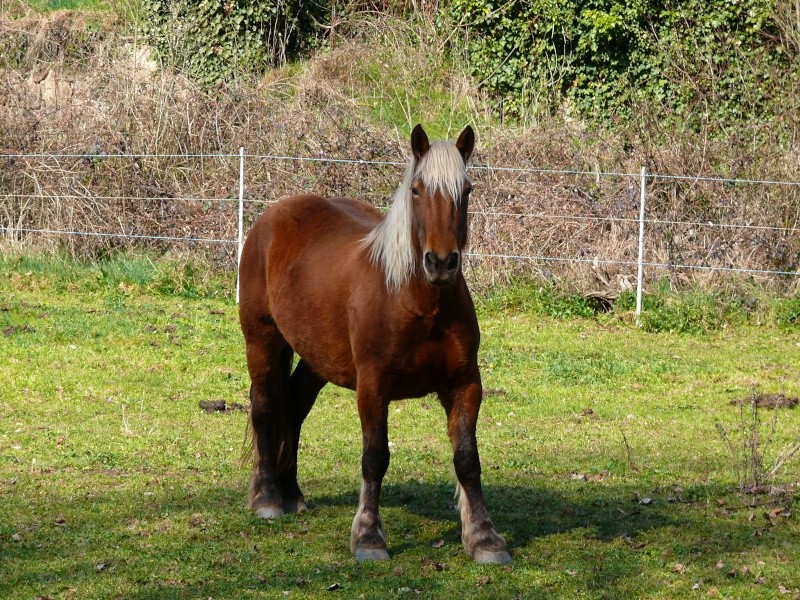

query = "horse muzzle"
[423, 251, 460, 286]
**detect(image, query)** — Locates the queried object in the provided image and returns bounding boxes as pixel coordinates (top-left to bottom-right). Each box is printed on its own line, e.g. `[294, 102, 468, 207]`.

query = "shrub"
[143, 0, 328, 84]
[445, 0, 797, 128]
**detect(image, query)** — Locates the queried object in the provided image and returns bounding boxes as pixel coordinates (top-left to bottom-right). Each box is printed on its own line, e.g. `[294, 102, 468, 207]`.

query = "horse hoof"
[474, 549, 512, 565]
[255, 505, 284, 519]
[354, 548, 390, 562]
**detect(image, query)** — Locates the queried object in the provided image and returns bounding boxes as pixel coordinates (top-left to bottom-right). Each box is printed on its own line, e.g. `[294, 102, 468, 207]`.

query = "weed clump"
[716, 392, 800, 502]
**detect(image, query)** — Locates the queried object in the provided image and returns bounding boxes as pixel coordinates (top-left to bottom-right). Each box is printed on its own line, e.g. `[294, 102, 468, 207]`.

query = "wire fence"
[2, 150, 799, 309]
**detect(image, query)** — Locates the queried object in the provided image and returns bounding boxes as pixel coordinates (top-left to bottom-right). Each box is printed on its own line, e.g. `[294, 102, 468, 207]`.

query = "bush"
[477, 279, 599, 319]
[143, 0, 328, 84]
[445, 0, 798, 128]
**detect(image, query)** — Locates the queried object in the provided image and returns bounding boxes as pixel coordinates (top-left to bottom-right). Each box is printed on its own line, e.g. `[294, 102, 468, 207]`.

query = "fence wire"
[2, 151, 798, 282]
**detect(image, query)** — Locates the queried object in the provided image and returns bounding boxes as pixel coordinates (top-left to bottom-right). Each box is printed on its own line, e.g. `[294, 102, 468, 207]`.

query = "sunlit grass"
[26, 0, 106, 10]
[1, 255, 799, 598]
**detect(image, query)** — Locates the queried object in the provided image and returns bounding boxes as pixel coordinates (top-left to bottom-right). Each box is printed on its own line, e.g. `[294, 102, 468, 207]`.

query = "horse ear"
[410, 124, 430, 162]
[456, 125, 475, 163]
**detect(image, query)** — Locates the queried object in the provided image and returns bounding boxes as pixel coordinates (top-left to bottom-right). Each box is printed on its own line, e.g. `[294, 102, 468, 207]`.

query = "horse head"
[363, 124, 476, 291]
[409, 124, 474, 287]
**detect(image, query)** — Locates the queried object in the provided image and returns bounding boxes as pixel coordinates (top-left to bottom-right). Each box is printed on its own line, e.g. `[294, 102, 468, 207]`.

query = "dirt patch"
[2, 325, 35, 336]
[198, 400, 246, 414]
[730, 393, 799, 409]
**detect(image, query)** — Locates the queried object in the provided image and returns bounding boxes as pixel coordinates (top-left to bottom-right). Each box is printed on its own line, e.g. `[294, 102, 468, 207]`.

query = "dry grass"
[716, 393, 800, 501]
[1, 3, 800, 292]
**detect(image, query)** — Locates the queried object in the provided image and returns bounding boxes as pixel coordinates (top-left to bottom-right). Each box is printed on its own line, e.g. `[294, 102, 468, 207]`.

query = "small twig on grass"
[121, 403, 132, 436]
[620, 426, 639, 472]
[767, 438, 800, 480]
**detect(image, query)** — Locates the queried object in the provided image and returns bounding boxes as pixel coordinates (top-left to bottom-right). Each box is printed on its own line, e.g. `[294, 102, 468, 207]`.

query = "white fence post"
[236, 147, 245, 304]
[636, 166, 647, 319]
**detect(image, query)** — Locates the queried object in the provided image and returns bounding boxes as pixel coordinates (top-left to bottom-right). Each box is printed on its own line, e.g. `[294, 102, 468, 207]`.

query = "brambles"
[142, 0, 326, 85]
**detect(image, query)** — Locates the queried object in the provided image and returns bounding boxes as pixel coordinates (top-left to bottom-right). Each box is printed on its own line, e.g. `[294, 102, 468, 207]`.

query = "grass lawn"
[1, 256, 799, 598]
[25, 0, 105, 10]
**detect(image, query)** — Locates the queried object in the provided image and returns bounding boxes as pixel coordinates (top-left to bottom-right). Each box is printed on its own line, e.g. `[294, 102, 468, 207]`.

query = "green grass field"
[26, 0, 105, 10]
[2, 255, 799, 599]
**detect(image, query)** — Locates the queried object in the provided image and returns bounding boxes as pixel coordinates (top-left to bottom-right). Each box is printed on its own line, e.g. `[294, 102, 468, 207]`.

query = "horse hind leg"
[244, 318, 294, 519]
[276, 358, 326, 513]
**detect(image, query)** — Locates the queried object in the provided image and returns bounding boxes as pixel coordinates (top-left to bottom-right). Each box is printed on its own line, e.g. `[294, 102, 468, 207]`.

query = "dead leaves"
[620, 533, 646, 550]
[570, 471, 606, 483]
[671, 563, 689, 575]
[666, 559, 794, 596]
[628, 484, 687, 508]
[95, 561, 112, 573]
[420, 557, 448, 572]
[188, 513, 207, 529]
[765, 506, 792, 526]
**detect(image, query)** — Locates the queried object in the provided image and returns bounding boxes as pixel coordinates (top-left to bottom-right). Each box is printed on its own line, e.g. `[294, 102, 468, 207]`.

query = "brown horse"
[238, 125, 511, 564]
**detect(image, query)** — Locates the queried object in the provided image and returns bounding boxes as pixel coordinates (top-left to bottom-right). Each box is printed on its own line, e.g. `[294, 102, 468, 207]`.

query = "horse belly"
[286, 326, 358, 390]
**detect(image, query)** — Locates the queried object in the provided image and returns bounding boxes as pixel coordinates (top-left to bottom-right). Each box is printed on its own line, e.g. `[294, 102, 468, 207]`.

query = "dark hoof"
[354, 548, 390, 562]
[254, 505, 284, 519]
[474, 549, 512, 565]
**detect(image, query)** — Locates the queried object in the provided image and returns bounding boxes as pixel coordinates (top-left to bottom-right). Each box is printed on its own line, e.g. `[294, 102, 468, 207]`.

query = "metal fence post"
[236, 147, 245, 304]
[636, 166, 647, 319]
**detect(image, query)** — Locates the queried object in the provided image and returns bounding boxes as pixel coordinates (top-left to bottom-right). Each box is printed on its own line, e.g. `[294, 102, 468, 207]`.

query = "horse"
[237, 125, 511, 565]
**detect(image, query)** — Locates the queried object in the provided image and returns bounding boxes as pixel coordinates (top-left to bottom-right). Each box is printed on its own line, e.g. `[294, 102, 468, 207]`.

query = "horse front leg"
[441, 378, 511, 565]
[350, 381, 390, 561]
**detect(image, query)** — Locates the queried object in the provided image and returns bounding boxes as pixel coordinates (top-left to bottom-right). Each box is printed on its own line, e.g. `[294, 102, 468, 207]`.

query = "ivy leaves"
[447, 0, 797, 129]
[143, 0, 325, 85]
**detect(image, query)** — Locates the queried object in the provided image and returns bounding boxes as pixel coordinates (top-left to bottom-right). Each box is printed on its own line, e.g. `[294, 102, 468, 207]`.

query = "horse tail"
[239, 414, 255, 468]
[241, 408, 295, 474]
[240, 345, 296, 474]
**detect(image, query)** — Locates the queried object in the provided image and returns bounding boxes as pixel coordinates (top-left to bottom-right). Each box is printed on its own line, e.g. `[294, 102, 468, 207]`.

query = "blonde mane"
[363, 141, 468, 291]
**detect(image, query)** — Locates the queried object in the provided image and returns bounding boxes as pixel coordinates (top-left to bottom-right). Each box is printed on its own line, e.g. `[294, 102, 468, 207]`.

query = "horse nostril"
[423, 252, 437, 271]
[445, 252, 460, 272]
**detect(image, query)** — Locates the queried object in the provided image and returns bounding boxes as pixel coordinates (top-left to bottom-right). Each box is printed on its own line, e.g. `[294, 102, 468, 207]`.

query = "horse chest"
[384, 316, 473, 397]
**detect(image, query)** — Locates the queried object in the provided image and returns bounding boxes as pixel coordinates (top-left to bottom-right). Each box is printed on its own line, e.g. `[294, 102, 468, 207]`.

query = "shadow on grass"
[2, 477, 794, 599]
[312, 478, 735, 551]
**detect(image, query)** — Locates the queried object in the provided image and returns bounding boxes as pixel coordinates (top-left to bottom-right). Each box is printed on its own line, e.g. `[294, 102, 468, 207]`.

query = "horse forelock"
[363, 141, 469, 292]
[416, 141, 469, 206]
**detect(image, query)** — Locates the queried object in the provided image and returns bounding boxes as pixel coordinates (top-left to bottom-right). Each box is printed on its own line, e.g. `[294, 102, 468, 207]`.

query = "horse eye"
[411, 186, 420, 197]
